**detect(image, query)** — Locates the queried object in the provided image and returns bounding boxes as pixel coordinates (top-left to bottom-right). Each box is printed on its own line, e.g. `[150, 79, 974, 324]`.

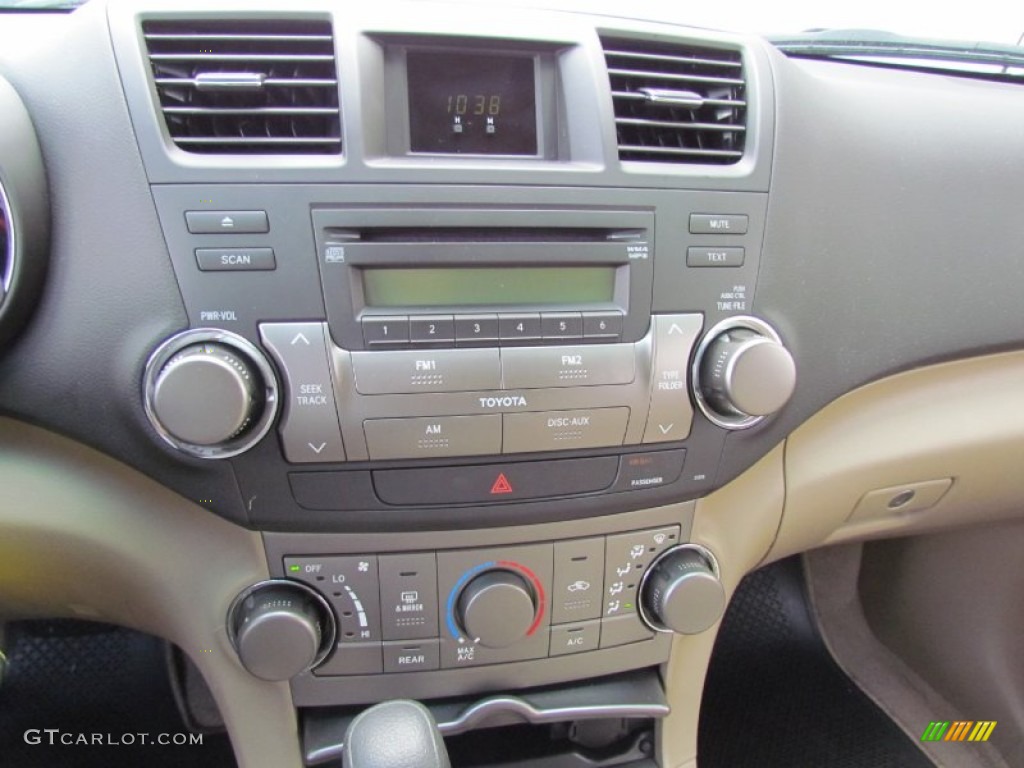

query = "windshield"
[4, 0, 1023, 52]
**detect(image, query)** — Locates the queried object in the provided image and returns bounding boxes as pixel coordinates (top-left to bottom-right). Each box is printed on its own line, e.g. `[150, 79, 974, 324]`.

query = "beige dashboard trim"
[0, 419, 299, 768]
[660, 444, 785, 768]
[772, 350, 1024, 561]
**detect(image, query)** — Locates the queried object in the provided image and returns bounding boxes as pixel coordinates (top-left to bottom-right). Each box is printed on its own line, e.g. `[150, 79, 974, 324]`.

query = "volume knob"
[152, 343, 257, 446]
[143, 329, 279, 459]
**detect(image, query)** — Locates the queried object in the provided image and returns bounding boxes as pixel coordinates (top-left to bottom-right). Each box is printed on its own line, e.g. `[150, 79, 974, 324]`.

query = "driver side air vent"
[142, 18, 341, 155]
[602, 37, 746, 165]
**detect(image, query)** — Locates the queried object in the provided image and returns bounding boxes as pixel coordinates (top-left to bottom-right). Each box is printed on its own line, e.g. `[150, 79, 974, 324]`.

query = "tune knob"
[143, 329, 279, 458]
[640, 545, 726, 635]
[228, 581, 335, 682]
[694, 317, 796, 429]
[456, 570, 537, 649]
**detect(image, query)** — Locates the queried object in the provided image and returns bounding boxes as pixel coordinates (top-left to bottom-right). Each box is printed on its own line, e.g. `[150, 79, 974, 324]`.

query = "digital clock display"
[407, 51, 538, 155]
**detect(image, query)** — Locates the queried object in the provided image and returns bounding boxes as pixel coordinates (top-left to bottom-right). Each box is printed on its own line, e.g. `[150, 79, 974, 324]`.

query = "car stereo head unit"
[311, 208, 654, 352]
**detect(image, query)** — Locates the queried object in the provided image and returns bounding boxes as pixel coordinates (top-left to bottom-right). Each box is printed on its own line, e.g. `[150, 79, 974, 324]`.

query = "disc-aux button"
[351, 348, 500, 394]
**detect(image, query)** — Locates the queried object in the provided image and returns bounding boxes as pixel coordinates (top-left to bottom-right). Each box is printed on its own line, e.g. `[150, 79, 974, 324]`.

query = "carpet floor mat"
[0, 620, 236, 768]
[697, 557, 933, 768]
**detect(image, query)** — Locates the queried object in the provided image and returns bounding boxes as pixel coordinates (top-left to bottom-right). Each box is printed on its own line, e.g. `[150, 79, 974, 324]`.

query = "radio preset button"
[498, 313, 541, 342]
[455, 314, 499, 345]
[351, 348, 501, 394]
[643, 315, 702, 444]
[260, 322, 345, 464]
[503, 407, 629, 453]
[501, 344, 635, 389]
[541, 312, 583, 341]
[363, 415, 501, 460]
[583, 311, 623, 340]
[362, 316, 409, 347]
[410, 315, 455, 344]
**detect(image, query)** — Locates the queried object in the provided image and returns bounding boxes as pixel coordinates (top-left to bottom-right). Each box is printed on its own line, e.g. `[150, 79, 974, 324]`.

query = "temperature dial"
[693, 317, 795, 429]
[456, 570, 537, 649]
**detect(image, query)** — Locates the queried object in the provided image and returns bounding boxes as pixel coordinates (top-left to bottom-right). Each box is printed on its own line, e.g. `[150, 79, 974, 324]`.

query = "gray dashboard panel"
[717, 51, 1024, 484]
[0, 2, 249, 524]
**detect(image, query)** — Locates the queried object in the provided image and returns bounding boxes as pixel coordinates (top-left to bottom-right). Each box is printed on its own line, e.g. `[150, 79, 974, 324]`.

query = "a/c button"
[550, 621, 600, 656]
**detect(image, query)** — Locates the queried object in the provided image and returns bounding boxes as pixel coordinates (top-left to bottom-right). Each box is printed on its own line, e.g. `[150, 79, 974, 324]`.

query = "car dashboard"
[1, 1, 1023, 767]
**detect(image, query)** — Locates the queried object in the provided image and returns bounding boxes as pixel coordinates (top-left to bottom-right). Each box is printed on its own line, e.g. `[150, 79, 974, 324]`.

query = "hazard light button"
[372, 456, 619, 506]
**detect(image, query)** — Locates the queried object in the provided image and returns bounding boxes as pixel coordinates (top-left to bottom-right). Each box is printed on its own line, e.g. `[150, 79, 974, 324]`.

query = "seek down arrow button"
[259, 322, 345, 464]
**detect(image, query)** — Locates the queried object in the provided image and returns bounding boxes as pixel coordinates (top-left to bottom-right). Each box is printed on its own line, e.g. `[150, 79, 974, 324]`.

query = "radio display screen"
[361, 266, 616, 307]
[406, 51, 538, 155]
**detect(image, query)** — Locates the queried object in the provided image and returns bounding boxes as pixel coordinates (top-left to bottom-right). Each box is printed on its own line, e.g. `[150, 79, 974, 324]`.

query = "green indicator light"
[625, 603, 634, 609]
[288, 565, 300, 573]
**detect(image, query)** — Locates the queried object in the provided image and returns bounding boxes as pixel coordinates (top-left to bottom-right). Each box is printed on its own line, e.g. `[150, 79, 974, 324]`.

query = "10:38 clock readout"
[447, 93, 503, 116]
[407, 50, 537, 155]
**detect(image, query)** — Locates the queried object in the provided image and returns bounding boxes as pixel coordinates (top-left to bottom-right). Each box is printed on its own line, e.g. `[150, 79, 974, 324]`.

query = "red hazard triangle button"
[490, 473, 513, 495]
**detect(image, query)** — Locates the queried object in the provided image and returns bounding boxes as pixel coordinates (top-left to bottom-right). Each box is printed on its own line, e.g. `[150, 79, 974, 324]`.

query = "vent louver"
[602, 37, 746, 165]
[142, 18, 341, 155]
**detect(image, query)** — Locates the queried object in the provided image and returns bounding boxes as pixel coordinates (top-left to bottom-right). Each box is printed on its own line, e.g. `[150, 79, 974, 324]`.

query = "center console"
[107, 0, 789, 751]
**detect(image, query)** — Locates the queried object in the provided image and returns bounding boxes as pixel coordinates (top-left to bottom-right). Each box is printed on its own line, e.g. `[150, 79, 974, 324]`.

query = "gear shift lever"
[343, 700, 451, 768]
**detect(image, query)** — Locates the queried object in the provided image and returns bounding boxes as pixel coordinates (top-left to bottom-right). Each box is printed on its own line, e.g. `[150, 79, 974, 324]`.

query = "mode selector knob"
[640, 545, 726, 635]
[693, 317, 796, 429]
[228, 581, 335, 682]
[457, 570, 537, 649]
[144, 330, 279, 459]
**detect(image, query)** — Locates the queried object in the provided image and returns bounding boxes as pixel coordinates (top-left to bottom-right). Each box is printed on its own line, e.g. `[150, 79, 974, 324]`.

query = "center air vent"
[602, 37, 746, 165]
[142, 18, 341, 155]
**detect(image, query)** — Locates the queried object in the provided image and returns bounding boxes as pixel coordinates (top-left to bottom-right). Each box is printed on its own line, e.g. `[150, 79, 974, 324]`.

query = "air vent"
[142, 18, 341, 155]
[602, 38, 746, 165]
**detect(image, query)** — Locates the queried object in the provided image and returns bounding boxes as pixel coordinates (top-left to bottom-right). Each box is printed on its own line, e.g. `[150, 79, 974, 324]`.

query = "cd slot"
[324, 226, 645, 244]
